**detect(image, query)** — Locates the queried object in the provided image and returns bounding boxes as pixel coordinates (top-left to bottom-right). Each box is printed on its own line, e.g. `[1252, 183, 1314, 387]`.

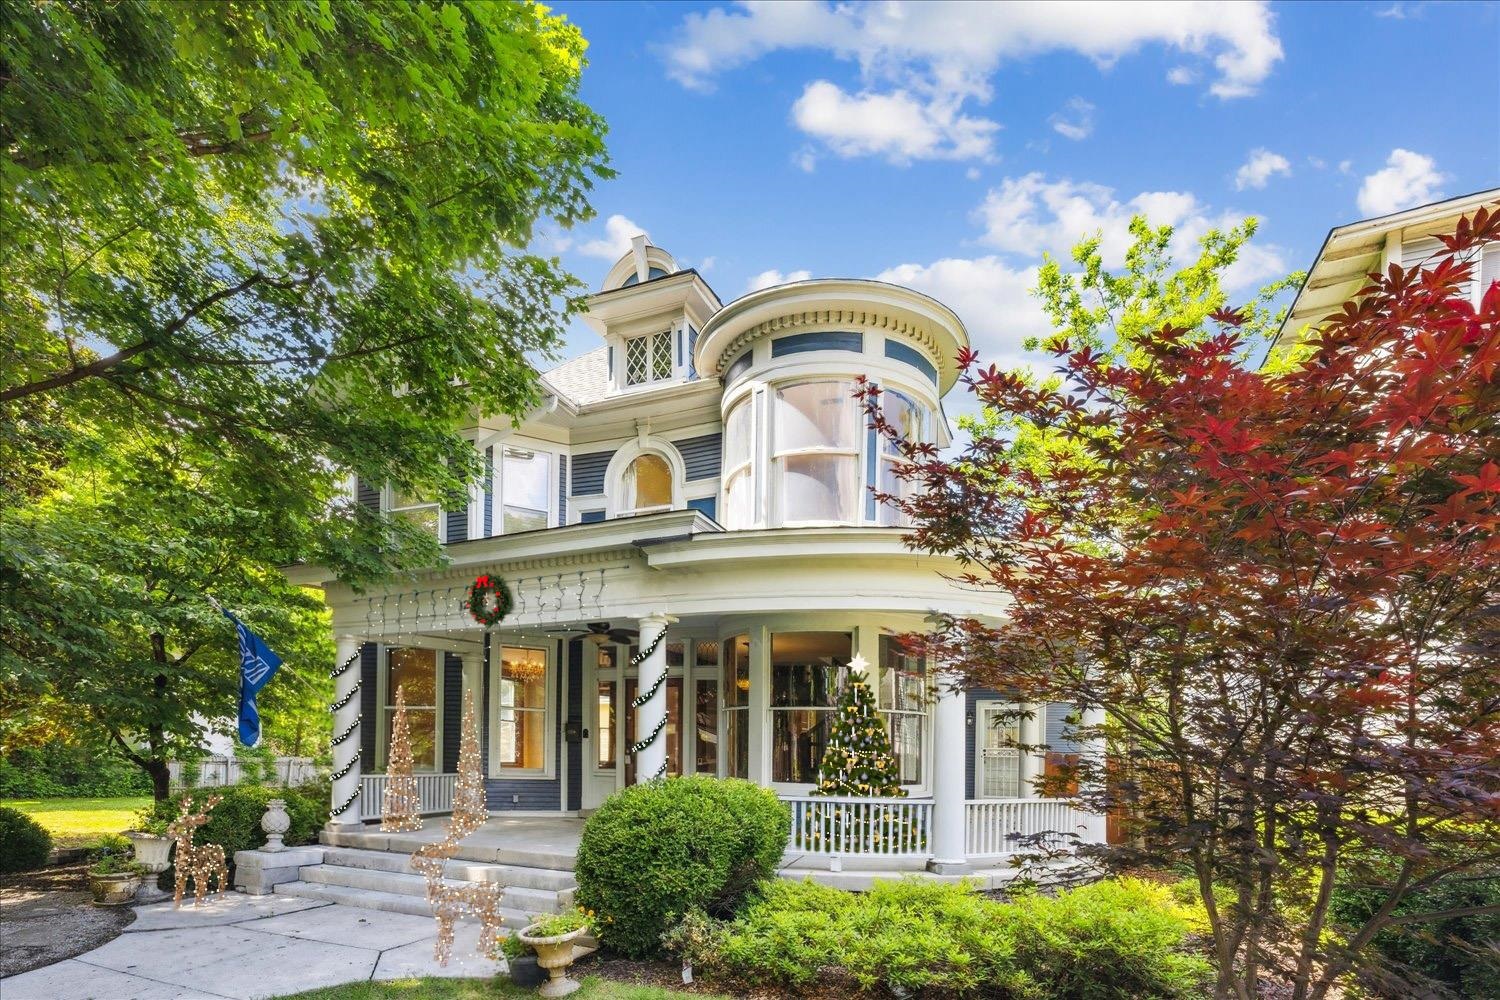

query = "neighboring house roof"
[539, 345, 609, 407]
[1272, 187, 1500, 354]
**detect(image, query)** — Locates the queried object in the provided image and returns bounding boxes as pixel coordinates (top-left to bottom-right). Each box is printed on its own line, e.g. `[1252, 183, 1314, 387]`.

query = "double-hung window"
[878, 636, 927, 785]
[496, 646, 548, 774]
[389, 486, 441, 538]
[384, 648, 438, 771]
[501, 447, 550, 533]
[722, 397, 756, 529]
[876, 390, 928, 528]
[624, 331, 673, 386]
[773, 380, 859, 524]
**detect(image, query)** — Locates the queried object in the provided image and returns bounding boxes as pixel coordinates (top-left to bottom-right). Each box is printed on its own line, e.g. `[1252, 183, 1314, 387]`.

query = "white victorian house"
[278, 237, 1103, 904]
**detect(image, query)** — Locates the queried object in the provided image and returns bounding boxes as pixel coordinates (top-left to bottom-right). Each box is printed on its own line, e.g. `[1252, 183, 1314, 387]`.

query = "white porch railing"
[785, 795, 934, 857]
[965, 798, 1096, 858]
[359, 773, 459, 820]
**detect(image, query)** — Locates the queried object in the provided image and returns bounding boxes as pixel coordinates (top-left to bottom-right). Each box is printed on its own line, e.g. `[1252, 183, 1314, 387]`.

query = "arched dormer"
[601, 239, 680, 292]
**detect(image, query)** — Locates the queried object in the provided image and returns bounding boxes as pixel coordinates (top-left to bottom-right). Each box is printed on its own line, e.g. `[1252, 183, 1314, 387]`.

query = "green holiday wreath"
[467, 574, 513, 627]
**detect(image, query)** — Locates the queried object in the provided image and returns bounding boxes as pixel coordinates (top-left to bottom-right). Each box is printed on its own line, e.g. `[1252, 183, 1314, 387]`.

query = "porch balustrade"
[359, 773, 459, 820]
[963, 798, 1096, 858]
[784, 795, 934, 857]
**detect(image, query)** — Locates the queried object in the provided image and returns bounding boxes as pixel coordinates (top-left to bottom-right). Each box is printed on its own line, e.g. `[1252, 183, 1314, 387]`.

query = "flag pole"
[206, 594, 224, 613]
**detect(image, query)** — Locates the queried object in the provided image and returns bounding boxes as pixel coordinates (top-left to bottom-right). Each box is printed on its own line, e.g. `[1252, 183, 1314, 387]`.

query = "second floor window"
[502, 447, 551, 533]
[774, 380, 859, 524]
[621, 453, 672, 515]
[389, 486, 440, 537]
[625, 331, 673, 386]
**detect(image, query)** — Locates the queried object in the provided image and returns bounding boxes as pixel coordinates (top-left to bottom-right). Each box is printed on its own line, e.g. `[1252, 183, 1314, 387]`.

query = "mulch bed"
[0, 862, 136, 978]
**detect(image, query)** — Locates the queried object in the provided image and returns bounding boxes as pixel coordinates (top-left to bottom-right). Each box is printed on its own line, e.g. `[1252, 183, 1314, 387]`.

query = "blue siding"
[964, 686, 1005, 800]
[445, 504, 468, 543]
[356, 478, 380, 510]
[964, 691, 1082, 797]
[771, 331, 863, 358]
[483, 447, 494, 537]
[566, 639, 583, 812]
[558, 455, 568, 524]
[725, 350, 752, 384]
[482, 633, 563, 812]
[884, 339, 938, 383]
[1046, 703, 1083, 754]
[675, 433, 722, 481]
[571, 450, 613, 496]
[359, 644, 379, 771]
[687, 497, 717, 521]
[865, 425, 878, 520]
[441, 652, 462, 772]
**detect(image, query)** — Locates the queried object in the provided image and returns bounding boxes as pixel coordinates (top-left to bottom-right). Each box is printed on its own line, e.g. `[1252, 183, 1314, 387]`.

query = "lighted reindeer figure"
[168, 794, 229, 907]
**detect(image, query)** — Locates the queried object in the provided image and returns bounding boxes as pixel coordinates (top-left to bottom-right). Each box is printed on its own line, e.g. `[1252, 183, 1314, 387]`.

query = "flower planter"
[506, 953, 546, 988]
[518, 924, 586, 998]
[91, 872, 141, 906]
[125, 832, 174, 873]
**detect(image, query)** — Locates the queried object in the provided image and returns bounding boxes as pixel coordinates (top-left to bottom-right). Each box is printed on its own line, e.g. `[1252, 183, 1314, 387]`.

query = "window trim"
[605, 440, 684, 518]
[488, 643, 556, 779]
[878, 635, 930, 789]
[875, 388, 930, 529]
[623, 330, 675, 387]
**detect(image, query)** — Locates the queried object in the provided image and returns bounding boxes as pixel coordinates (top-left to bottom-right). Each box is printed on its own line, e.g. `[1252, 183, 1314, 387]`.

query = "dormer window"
[625, 331, 673, 386]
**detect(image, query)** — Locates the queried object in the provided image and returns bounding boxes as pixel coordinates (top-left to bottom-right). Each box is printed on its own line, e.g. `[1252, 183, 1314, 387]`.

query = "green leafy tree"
[0, 1, 609, 796]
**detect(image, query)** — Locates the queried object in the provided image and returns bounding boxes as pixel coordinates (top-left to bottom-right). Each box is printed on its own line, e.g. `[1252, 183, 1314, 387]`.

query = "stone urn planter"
[124, 831, 174, 873]
[91, 871, 142, 906]
[517, 923, 587, 998]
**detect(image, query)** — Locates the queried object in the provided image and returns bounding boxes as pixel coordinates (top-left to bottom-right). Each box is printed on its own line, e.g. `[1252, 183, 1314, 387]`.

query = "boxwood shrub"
[0, 806, 53, 873]
[575, 776, 790, 957]
[665, 875, 1213, 998]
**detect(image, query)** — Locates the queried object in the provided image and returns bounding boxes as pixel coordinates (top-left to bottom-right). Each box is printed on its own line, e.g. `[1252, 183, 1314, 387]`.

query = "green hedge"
[575, 776, 790, 958]
[0, 745, 151, 798]
[150, 781, 328, 864]
[0, 806, 54, 873]
[664, 876, 1213, 998]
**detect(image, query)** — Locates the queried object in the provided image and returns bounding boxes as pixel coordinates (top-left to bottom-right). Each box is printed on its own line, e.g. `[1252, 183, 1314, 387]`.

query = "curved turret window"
[621, 453, 673, 515]
[723, 398, 756, 528]
[774, 380, 860, 524]
[876, 389, 926, 528]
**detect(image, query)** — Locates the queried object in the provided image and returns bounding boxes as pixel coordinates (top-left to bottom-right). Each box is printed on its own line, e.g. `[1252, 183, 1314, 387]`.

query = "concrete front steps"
[272, 843, 576, 928]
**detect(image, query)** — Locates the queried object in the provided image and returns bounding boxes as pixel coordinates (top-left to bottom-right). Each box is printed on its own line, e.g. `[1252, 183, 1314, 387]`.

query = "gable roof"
[539, 345, 609, 407]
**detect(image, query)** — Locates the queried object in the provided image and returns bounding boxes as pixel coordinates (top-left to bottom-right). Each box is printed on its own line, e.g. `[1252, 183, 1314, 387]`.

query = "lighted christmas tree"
[381, 685, 423, 832]
[804, 654, 925, 851]
[448, 689, 488, 839]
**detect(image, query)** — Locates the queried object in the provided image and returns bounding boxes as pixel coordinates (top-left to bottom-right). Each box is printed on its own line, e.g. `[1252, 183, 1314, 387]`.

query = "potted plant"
[497, 931, 546, 988]
[517, 907, 591, 998]
[124, 814, 174, 874]
[89, 838, 145, 906]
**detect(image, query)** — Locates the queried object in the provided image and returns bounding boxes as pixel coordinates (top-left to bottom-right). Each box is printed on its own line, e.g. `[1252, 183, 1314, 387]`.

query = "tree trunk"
[146, 757, 171, 801]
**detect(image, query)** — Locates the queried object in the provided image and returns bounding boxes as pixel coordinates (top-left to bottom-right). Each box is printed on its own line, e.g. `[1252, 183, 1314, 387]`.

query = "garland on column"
[627, 629, 670, 779]
[329, 649, 364, 817]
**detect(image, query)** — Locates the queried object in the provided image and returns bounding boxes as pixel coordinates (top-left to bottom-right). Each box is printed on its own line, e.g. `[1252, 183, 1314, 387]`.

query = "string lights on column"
[627, 629, 670, 779]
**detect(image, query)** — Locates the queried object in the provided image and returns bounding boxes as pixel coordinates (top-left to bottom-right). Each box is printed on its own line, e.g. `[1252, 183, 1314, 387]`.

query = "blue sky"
[538, 0, 1499, 373]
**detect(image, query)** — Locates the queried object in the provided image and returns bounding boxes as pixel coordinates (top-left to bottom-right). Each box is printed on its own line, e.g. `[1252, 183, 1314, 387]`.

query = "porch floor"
[322, 815, 584, 871]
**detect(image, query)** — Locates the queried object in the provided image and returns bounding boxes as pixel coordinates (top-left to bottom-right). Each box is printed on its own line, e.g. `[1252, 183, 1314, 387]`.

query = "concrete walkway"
[0, 892, 502, 1000]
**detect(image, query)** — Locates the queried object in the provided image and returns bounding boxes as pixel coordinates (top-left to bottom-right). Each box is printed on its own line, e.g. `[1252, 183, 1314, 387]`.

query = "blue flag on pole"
[225, 610, 284, 746]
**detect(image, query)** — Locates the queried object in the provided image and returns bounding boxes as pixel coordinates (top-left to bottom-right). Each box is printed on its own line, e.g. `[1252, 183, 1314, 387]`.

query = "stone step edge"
[319, 847, 577, 886]
[317, 831, 576, 872]
[302, 865, 571, 908]
[273, 880, 537, 926]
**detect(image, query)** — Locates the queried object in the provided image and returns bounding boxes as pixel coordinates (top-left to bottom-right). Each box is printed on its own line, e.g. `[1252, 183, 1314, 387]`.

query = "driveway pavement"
[0, 893, 502, 1000]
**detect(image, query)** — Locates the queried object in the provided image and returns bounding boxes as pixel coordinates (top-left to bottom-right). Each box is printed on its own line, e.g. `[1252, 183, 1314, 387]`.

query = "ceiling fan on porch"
[545, 621, 639, 646]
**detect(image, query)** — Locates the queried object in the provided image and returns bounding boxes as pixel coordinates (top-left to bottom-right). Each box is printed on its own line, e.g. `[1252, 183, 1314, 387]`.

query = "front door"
[975, 702, 1022, 799]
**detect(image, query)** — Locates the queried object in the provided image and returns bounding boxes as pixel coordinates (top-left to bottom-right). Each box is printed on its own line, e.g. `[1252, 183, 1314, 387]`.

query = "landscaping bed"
[0, 861, 135, 977]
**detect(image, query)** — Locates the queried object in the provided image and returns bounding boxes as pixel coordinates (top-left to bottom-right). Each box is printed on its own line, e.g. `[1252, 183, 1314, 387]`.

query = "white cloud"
[875, 256, 1048, 373]
[1338, 159, 1353, 175]
[1357, 149, 1447, 216]
[1234, 148, 1291, 190]
[972, 172, 1285, 290]
[1166, 65, 1198, 85]
[577, 214, 649, 260]
[1049, 97, 1095, 141]
[791, 80, 999, 163]
[665, 2, 1284, 163]
[745, 268, 813, 293]
[965, 167, 982, 181]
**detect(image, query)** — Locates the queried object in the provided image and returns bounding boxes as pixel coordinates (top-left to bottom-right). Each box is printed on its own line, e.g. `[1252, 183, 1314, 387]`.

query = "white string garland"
[627, 630, 670, 779]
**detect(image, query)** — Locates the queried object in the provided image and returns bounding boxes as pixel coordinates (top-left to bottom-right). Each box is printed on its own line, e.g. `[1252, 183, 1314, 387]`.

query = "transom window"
[624, 331, 673, 386]
[879, 636, 928, 785]
[621, 453, 672, 515]
[501, 447, 550, 533]
[384, 648, 438, 771]
[770, 631, 849, 784]
[774, 380, 859, 524]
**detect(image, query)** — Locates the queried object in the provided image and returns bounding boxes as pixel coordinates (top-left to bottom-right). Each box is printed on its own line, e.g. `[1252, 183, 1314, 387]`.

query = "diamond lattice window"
[652, 331, 672, 380]
[624, 331, 674, 386]
[625, 336, 648, 386]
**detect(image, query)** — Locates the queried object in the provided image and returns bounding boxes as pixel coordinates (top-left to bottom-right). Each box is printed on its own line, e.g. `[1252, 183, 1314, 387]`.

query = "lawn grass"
[274, 976, 718, 1000]
[2, 796, 152, 850]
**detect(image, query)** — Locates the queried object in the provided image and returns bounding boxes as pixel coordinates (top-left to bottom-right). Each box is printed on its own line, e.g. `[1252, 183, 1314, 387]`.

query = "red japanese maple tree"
[867, 208, 1500, 1000]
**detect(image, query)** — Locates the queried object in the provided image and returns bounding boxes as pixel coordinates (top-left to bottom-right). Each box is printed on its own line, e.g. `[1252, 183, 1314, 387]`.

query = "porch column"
[328, 634, 364, 829]
[634, 613, 676, 782]
[1018, 703, 1044, 798]
[927, 684, 968, 874]
[1080, 705, 1109, 844]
